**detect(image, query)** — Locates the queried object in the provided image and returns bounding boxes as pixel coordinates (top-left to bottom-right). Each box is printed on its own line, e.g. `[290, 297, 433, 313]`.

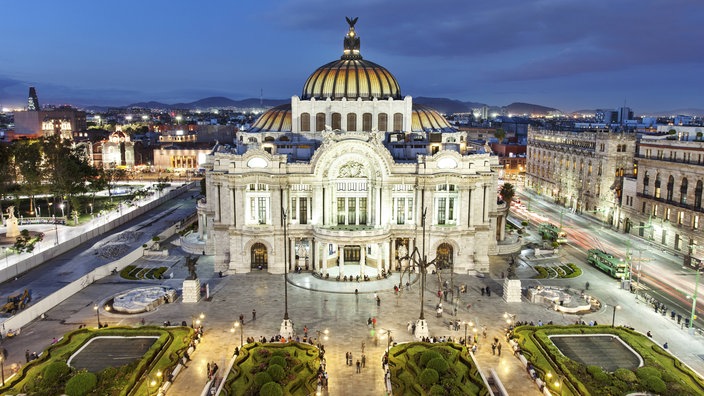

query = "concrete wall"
[0, 184, 194, 334]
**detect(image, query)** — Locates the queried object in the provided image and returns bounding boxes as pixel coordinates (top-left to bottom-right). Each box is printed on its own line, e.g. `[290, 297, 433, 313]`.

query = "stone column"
[311, 238, 316, 270]
[321, 241, 328, 274]
[378, 242, 384, 274]
[360, 244, 366, 277]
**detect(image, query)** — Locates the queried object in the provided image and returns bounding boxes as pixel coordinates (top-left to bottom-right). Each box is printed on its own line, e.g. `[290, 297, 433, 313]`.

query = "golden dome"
[249, 104, 291, 132]
[412, 104, 455, 132]
[301, 19, 401, 101]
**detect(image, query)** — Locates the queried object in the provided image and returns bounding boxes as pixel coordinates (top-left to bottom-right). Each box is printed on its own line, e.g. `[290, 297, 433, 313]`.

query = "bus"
[586, 249, 629, 279]
[538, 223, 567, 242]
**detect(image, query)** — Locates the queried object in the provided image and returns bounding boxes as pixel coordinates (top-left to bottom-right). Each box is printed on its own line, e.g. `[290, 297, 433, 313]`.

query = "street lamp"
[611, 305, 621, 327]
[234, 321, 244, 347]
[60, 203, 65, 218]
[315, 328, 329, 344]
[382, 329, 392, 353]
[462, 321, 470, 347]
[94, 304, 101, 328]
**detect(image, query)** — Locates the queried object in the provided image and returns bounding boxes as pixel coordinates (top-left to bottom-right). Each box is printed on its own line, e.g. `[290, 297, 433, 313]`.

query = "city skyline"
[1, 0, 703, 113]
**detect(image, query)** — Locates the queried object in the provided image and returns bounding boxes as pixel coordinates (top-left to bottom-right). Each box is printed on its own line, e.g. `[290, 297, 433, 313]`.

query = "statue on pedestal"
[185, 256, 198, 280]
[5, 206, 19, 238]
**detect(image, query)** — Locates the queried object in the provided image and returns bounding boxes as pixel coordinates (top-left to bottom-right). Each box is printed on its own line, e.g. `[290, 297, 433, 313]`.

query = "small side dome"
[249, 104, 292, 132]
[412, 104, 455, 132]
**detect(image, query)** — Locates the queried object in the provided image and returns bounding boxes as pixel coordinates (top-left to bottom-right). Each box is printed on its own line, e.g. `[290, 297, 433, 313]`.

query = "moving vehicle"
[586, 249, 629, 279]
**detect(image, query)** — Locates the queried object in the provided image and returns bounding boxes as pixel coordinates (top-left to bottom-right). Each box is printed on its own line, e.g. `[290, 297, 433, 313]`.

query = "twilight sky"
[1, 0, 703, 113]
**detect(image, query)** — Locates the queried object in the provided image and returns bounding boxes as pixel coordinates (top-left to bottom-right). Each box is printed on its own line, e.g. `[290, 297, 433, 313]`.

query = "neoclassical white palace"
[197, 19, 505, 276]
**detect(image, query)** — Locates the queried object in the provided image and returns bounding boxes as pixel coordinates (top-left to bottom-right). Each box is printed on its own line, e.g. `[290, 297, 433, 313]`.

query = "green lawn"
[223, 342, 321, 396]
[388, 342, 489, 395]
[2, 326, 193, 396]
[512, 325, 704, 395]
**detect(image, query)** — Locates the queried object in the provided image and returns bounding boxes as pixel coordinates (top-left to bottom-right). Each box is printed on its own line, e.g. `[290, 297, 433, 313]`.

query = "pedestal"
[280, 319, 294, 339]
[182, 278, 201, 303]
[503, 279, 522, 303]
[414, 319, 429, 339]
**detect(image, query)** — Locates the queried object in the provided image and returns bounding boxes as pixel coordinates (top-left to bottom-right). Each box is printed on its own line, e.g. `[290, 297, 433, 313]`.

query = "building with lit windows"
[620, 129, 704, 267]
[196, 19, 505, 276]
[525, 127, 635, 226]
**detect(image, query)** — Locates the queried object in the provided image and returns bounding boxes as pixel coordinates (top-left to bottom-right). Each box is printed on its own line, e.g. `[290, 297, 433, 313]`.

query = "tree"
[494, 128, 506, 143]
[13, 139, 46, 215]
[13, 229, 43, 254]
[500, 183, 516, 205]
[42, 136, 96, 215]
[0, 143, 17, 222]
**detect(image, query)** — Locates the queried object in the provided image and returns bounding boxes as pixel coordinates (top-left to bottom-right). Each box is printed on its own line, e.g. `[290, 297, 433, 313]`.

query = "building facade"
[620, 131, 704, 267]
[526, 127, 636, 226]
[197, 20, 504, 276]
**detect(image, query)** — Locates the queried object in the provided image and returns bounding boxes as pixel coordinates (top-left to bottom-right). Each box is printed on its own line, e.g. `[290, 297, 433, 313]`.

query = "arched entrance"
[251, 243, 268, 269]
[436, 243, 453, 270]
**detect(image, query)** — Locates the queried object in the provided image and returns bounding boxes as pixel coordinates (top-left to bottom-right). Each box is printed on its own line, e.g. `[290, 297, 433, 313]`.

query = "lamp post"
[463, 321, 469, 347]
[94, 304, 101, 328]
[60, 203, 65, 218]
[54, 222, 59, 245]
[611, 304, 621, 327]
[234, 321, 244, 347]
[383, 329, 392, 353]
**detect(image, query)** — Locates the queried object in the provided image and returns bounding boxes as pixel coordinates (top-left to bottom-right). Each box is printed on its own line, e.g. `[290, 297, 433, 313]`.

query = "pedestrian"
[647, 331, 652, 338]
[140, 318, 145, 326]
[361, 341, 365, 353]
[239, 313, 244, 324]
[252, 309, 256, 321]
[585, 281, 590, 290]
[486, 287, 491, 297]
[376, 296, 381, 306]
[481, 287, 485, 296]
[356, 359, 361, 373]
[482, 326, 487, 338]
[361, 354, 366, 368]
[25, 349, 30, 363]
[207, 362, 211, 379]
[491, 343, 496, 355]
[663, 342, 668, 349]
[497, 342, 502, 356]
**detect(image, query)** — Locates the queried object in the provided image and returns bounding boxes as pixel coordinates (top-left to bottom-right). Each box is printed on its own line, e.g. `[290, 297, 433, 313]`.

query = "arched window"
[315, 113, 325, 132]
[666, 175, 675, 201]
[654, 174, 662, 199]
[300, 112, 310, 132]
[393, 113, 403, 132]
[347, 113, 357, 131]
[680, 178, 688, 204]
[362, 113, 372, 131]
[378, 113, 388, 132]
[695, 180, 703, 209]
[332, 113, 341, 130]
[643, 172, 649, 195]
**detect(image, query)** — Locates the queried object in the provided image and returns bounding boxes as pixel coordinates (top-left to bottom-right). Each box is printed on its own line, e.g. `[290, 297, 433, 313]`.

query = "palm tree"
[500, 183, 515, 206]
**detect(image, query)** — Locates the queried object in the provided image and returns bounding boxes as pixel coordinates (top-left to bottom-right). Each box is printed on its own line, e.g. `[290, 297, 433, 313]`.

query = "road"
[513, 188, 704, 332]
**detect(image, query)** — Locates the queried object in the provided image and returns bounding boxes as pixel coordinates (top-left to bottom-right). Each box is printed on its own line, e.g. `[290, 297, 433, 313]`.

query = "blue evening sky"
[1, 0, 702, 113]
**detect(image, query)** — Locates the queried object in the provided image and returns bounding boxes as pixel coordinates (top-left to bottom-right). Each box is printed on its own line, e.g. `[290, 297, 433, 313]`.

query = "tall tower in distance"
[27, 87, 40, 111]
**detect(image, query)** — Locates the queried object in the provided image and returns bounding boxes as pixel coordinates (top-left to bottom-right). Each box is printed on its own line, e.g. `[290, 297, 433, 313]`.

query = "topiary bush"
[614, 368, 637, 383]
[267, 364, 285, 382]
[254, 372, 272, 388]
[418, 368, 439, 389]
[269, 356, 287, 368]
[259, 381, 283, 396]
[644, 376, 667, 394]
[43, 361, 71, 385]
[636, 366, 662, 380]
[426, 357, 449, 376]
[429, 384, 446, 395]
[64, 371, 97, 396]
[419, 350, 443, 367]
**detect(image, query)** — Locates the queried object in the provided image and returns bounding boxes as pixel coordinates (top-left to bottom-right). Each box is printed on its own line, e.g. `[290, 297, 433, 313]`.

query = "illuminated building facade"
[197, 19, 504, 275]
[620, 129, 704, 266]
[526, 127, 635, 226]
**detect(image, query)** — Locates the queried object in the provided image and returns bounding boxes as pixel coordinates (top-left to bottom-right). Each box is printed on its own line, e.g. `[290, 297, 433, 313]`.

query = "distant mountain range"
[84, 96, 704, 117]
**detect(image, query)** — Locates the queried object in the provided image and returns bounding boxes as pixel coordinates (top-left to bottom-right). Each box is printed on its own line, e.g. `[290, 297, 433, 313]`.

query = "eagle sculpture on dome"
[346, 16, 358, 27]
